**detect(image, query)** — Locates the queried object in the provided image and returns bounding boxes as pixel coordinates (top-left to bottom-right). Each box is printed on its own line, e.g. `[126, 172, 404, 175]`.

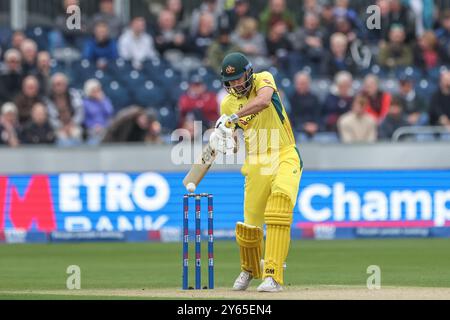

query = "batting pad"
[235, 222, 263, 279]
[263, 193, 293, 285]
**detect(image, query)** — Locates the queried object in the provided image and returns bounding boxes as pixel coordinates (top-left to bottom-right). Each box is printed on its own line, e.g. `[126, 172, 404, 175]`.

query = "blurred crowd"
[1, 0, 450, 147]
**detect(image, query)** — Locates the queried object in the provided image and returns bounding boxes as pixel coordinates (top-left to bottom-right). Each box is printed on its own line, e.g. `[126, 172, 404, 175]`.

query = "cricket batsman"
[209, 52, 303, 292]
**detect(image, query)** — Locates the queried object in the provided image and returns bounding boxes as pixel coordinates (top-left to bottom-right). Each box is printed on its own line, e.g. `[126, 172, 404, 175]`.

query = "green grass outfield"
[0, 238, 449, 299]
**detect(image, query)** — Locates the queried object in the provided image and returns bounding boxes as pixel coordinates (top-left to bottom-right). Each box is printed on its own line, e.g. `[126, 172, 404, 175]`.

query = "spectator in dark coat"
[265, 21, 292, 71]
[49, 0, 88, 52]
[44, 73, 84, 147]
[290, 12, 325, 67]
[188, 12, 216, 59]
[387, 0, 416, 43]
[20, 39, 38, 76]
[14, 75, 43, 125]
[322, 71, 354, 131]
[321, 32, 356, 77]
[397, 74, 429, 126]
[154, 9, 187, 55]
[378, 97, 409, 140]
[20, 102, 56, 145]
[0, 49, 23, 104]
[289, 71, 321, 137]
[219, 0, 255, 32]
[34, 51, 52, 97]
[429, 71, 450, 127]
[82, 21, 118, 69]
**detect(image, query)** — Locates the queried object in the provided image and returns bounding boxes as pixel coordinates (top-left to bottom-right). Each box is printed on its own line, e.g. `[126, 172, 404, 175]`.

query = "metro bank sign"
[0, 173, 172, 232]
[0, 170, 449, 233]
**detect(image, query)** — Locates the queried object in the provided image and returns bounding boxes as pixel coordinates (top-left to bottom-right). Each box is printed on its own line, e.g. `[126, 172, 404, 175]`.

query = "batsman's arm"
[226, 87, 274, 127]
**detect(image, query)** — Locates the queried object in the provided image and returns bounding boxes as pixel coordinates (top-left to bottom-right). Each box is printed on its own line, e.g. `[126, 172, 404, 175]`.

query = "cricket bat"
[182, 142, 217, 190]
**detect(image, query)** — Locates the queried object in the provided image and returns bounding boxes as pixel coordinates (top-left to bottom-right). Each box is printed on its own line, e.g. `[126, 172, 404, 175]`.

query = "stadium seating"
[103, 80, 132, 113]
[130, 80, 167, 108]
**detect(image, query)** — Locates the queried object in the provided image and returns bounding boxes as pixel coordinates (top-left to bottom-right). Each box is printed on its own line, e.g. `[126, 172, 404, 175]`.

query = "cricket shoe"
[257, 277, 283, 292]
[232, 271, 253, 291]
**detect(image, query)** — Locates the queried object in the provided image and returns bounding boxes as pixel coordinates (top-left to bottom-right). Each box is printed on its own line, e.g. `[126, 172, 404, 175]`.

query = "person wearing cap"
[0, 102, 20, 147]
[211, 52, 303, 292]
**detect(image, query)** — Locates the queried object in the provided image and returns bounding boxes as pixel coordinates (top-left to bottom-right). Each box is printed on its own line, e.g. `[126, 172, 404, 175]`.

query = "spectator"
[302, 0, 322, 19]
[289, 72, 322, 138]
[378, 25, 413, 69]
[9, 31, 26, 51]
[206, 28, 242, 74]
[321, 32, 356, 77]
[322, 71, 354, 131]
[329, 15, 359, 45]
[231, 17, 267, 57]
[103, 106, 162, 143]
[378, 97, 409, 140]
[265, 21, 292, 70]
[387, 0, 416, 43]
[319, 2, 336, 37]
[370, 0, 391, 43]
[414, 31, 443, 72]
[397, 74, 428, 126]
[49, 0, 87, 52]
[407, 0, 435, 37]
[154, 10, 187, 55]
[14, 75, 43, 125]
[436, 10, 450, 63]
[82, 21, 118, 69]
[337, 95, 377, 143]
[90, 0, 123, 39]
[20, 102, 56, 145]
[178, 74, 219, 130]
[20, 39, 38, 75]
[259, 0, 296, 35]
[219, 0, 255, 32]
[0, 102, 20, 147]
[118, 16, 159, 69]
[190, 0, 223, 37]
[45, 73, 84, 146]
[290, 12, 325, 68]
[34, 51, 52, 97]
[429, 71, 450, 127]
[166, 0, 188, 29]
[361, 74, 392, 123]
[82, 79, 114, 145]
[333, 0, 364, 38]
[189, 12, 216, 59]
[0, 49, 23, 104]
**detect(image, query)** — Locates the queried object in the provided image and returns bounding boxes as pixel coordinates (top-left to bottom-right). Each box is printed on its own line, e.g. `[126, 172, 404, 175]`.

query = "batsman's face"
[229, 74, 246, 92]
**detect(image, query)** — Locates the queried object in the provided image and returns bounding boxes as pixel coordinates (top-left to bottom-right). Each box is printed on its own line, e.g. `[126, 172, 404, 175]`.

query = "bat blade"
[182, 143, 216, 188]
